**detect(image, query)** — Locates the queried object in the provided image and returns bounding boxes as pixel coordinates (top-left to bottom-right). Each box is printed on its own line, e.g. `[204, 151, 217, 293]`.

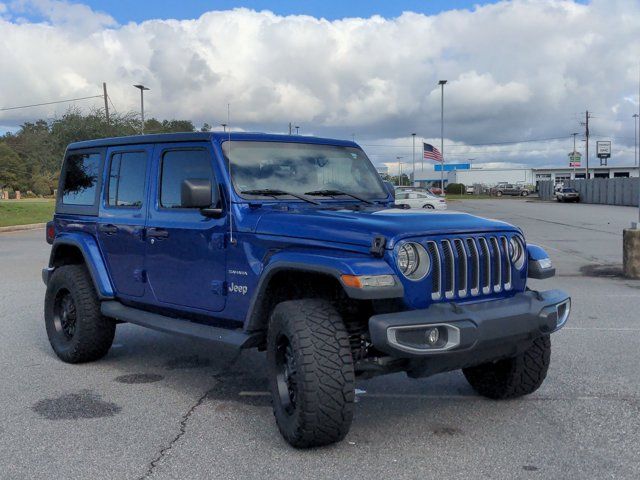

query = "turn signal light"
[341, 274, 395, 289]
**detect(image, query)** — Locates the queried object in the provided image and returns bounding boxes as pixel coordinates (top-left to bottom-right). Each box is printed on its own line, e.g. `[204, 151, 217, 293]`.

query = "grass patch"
[0, 199, 55, 227]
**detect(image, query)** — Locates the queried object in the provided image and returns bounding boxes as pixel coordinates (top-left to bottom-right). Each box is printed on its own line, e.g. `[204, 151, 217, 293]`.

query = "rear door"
[144, 143, 227, 313]
[97, 146, 152, 298]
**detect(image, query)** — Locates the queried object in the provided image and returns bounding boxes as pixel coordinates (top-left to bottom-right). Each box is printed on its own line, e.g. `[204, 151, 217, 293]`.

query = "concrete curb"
[0, 223, 47, 233]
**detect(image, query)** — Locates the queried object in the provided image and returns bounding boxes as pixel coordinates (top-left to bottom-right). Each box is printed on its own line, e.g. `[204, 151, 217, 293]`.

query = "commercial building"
[414, 163, 639, 190]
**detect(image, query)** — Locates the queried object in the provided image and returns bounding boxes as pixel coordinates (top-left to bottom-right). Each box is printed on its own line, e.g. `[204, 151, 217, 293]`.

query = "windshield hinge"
[370, 236, 387, 258]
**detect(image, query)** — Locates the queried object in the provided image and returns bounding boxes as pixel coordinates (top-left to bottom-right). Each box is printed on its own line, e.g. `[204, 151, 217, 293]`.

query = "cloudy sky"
[1, 0, 639, 174]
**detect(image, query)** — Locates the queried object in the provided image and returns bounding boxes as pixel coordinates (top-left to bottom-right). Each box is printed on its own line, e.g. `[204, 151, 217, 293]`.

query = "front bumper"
[369, 289, 570, 358]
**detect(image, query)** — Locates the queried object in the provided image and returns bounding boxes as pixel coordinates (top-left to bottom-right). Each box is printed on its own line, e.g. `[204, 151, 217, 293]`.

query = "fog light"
[426, 327, 440, 345]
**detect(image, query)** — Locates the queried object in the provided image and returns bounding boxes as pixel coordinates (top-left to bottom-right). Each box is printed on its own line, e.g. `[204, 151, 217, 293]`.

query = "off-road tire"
[267, 299, 355, 448]
[462, 335, 551, 399]
[44, 265, 115, 363]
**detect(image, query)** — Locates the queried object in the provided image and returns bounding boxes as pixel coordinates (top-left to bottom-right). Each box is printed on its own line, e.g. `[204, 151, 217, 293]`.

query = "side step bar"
[101, 301, 260, 350]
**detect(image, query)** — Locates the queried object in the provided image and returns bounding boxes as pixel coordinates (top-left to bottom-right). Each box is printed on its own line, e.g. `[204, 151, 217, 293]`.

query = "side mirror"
[181, 178, 213, 208]
[383, 181, 396, 199]
[181, 178, 223, 217]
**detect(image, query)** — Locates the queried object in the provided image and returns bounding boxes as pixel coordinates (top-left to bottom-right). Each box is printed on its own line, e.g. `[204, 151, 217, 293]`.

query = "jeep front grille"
[428, 235, 513, 300]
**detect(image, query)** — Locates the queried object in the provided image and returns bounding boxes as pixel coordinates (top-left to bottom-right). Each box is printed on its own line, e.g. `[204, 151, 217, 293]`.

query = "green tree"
[0, 143, 27, 190]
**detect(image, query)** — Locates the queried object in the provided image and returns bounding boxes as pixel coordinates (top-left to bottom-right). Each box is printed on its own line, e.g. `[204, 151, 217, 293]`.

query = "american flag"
[423, 143, 443, 162]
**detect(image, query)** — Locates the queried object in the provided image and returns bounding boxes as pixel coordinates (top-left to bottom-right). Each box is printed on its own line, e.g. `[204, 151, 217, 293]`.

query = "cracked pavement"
[1, 199, 640, 479]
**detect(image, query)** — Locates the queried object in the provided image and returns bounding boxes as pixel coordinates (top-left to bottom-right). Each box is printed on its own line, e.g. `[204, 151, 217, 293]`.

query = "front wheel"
[44, 265, 116, 363]
[496, 191, 503, 197]
[521, 190, 529, 196]
[462, 335, 551, 399]
[267, 299, 355, 448]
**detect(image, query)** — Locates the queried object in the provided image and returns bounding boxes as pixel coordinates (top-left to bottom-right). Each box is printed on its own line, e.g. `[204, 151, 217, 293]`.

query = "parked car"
[395, 190, 447, 210]
[556, 187, 580, 202]
[42, 132, 569, 448]
[492, 183, 530, 197]
[466, 185, 475, 194]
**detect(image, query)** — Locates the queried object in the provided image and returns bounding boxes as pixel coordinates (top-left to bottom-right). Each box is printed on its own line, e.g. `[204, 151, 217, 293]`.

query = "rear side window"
[62, 153, 101, 205]
[160, 149, 213, 208]
[108, 152, 147, 208]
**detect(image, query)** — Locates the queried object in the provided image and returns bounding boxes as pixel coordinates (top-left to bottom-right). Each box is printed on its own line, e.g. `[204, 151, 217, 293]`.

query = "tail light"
[46, 221, 55, 244]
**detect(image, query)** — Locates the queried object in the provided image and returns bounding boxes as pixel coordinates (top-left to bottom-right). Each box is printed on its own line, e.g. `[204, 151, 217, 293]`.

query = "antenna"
[227, 103, 236, 245]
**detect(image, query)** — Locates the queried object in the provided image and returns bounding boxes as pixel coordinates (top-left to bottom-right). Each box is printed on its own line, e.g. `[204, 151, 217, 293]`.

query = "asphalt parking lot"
[1, 198, 639, 480]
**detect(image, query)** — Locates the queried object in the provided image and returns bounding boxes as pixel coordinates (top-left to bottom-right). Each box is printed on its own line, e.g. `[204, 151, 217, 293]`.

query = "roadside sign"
[568, 151, 581, 167]
[596, 141, 611, 158]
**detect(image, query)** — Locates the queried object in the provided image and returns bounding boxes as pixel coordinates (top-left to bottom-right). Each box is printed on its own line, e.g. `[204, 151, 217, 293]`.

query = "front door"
[97, 146, 152, 298]
[144, 143, 227, 313]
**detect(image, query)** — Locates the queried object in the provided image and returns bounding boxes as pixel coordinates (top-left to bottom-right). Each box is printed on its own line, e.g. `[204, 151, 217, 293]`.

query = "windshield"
[222, 141, 388, 200]
[563, 188, 577, 193]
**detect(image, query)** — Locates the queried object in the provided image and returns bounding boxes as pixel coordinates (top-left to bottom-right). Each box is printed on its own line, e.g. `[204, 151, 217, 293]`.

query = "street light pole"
[438, 80, 447, 194]
[396, 156, 404, 186]
[633, 114, 639, 167]
[571, 132, 579, 179]
[411, 133, 416, 187]
[133, 84, 150, 135]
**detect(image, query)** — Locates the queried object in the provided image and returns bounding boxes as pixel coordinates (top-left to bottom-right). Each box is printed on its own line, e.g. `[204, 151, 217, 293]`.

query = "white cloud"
[1, 0, 640, 166]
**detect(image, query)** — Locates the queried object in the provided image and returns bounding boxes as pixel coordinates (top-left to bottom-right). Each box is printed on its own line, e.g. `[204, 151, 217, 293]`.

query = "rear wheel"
[44, 265, 115, 363]
[423, 204, 435, 209]
[496, 191, 503, 197]
[462, 335, 551, 399]
[267, 299, 355, 448]
[521, 190, 529, 196]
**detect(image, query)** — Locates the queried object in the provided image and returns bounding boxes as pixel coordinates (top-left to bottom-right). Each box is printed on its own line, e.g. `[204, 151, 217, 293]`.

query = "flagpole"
[439, 80, 447, 195]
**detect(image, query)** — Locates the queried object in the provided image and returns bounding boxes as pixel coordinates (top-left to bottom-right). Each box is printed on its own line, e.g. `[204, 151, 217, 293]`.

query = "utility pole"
[295, 125, 300, 135]
[411, 133, 416, 186]
[580, 110, 592, 179]
[102, 82, 110, 125]
[288, 122, 292, 135]
[439, 80, 447, 194]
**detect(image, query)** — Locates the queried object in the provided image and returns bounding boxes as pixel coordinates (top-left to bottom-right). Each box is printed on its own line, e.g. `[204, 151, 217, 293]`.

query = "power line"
[0, 95, 103, 112]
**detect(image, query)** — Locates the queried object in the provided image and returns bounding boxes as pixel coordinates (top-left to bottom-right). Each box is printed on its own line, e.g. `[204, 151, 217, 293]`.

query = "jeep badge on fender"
[43, 132, 569, 448]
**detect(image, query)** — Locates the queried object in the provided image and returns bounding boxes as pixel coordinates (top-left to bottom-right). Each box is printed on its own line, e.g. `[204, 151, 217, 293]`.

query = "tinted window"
[160, 149, 213, 208]
[62, 153, 101, 205]
[108, 152, 147, 208]
[223, 141, 387, 200]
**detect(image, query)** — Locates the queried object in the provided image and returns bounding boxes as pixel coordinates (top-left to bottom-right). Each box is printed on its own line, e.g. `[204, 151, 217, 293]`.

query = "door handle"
[99, 224, 118, 235]
[147, 228, 169, 239]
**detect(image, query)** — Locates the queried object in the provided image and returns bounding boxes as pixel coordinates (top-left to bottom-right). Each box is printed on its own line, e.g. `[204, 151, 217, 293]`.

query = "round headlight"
[397, 242, 430, 280]
[509, 236, 525, 270]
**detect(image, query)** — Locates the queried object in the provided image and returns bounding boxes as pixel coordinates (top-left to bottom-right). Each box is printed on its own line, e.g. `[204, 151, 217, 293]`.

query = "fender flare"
[243, 251, 403, 332]
[47, 233, 115, 299]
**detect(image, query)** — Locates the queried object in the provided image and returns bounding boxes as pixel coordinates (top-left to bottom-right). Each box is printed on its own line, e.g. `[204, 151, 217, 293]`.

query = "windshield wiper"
[304, 189, 374, 205]
[240, 189, 320, 205]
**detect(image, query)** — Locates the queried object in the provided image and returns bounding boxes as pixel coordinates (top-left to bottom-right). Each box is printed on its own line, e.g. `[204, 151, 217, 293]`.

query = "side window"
[396, 192, 407, 200]
[108, 151, 147, 208]
[408, 193, 418, 199]
[62, 152, 101, 205]
[160, 149, 213, 208]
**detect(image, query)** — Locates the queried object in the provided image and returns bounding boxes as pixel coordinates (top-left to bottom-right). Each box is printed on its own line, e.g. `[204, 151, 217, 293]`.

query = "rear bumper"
[369, 289, 570, 359]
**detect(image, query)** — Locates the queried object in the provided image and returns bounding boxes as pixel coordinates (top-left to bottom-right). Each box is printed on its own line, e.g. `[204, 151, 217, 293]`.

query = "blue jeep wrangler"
[43, 132, 570, 448]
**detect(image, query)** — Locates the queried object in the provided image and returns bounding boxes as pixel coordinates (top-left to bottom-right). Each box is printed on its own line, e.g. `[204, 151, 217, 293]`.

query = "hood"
[247, 205, 518, 249]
